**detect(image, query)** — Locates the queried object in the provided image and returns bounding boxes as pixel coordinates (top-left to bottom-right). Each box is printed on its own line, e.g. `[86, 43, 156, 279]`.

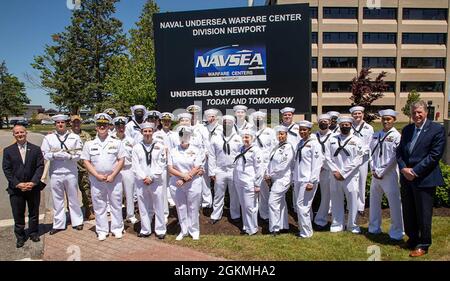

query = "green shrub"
[436, 161, 450, 207]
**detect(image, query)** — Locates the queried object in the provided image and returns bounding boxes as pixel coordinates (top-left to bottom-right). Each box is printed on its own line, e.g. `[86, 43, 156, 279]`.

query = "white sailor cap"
[113, 116, 128, 126]
[186, 104, 201, 113]
[177, 125, 193, 136]
[233, 105, 248, 112]
[349, 106, 365, 114]
[274, 125, 288, 133]
[337, 116, 354, 124]
[318, 114, 331, 122]
[130, 105, 147, 113]
[222, 115, 235, 124]
[251, 111, 267, 120]
[297, 120, 313, 129]
[104, 108, 118, 117]
[177, 113, 192, 121]
[161, 112, 174, 120]
[379, 109, 398, 118]
[204, 109, 219, 117]
[140, 122, 156, 130]
[239, 129, 255, 138]
[94, 113, 112, 124]
[51, 114, 69, 122]
[327, 111, 340, 118]
[280, 107, 295, 114]
[146, 110, 162, 119]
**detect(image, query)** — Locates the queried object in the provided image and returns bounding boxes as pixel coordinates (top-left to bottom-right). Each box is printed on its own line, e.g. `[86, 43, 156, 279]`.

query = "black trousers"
[9, 188, 41, 241]
[400, 184, 435, 250]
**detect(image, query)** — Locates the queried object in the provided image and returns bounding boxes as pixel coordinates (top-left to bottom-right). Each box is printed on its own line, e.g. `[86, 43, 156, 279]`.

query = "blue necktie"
[409, 127, 421, 154]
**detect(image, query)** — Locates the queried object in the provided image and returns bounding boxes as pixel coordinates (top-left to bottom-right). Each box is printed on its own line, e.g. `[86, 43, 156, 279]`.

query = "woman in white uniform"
[168, 126, 205, 241]
[233, 129, 264, 236]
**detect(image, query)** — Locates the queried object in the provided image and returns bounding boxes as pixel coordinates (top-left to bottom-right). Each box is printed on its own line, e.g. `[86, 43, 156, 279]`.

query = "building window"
[323, 82, 352, 92]
[323, 57, 357, 68]
[312, 57, 317, 69]
[323, 32, 358, 44]
[402, 33, 447, 44]
[401, 82, 444, 92]
[310, 7, 318, 19]
[312, 82, 318, 92]
[363, 32, 397, 44]
[384, 82, 396, 92]
[312, 32, 318, 44]
[323, 7, 358, 19]
[363, 8, 397, 19]
[403, 8, 448, 20]
[401, 57, 446, 69]
[363, 57, 396, 68]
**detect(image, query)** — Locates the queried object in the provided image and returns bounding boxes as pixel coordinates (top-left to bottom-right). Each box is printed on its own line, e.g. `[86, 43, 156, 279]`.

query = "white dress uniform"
[233, 120, 254, 135]
[313, 130, 334, 227]
[168, 143, 205, 239]
[81, 135, 126, 237]
[293, 136, 323, 238]
[208, 131, 242, 221]
[233, 145, 264, 235]
[253, 126, 277, 220]
[369, 127, 404, 240]
[326, 132, 364, 233]
[125, 118, 144, 145]
[117, 135, 136, 222]
[266, 141, 294, 233]
[41, 131, 84, 230]
[192, 123, 213, 208]
[157, 129, 177, 206]
[282, 122, 300, 149]
[352, 121, 374, 212]
[132, 140, 168, 236]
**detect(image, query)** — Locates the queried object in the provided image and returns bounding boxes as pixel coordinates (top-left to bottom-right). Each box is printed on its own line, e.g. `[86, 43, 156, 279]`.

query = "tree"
[402, 89, 421, 123]
[0, 61, 30, 128]
[104, 0, 159, 113]
[32, 0, 126, 114]
[350, 68, 389, 123]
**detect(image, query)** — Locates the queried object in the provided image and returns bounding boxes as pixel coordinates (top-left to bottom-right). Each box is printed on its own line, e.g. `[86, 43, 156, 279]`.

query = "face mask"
[340, 127, 351, 135]
[135, 112, 144, 122]
[319, 123, 328, 130]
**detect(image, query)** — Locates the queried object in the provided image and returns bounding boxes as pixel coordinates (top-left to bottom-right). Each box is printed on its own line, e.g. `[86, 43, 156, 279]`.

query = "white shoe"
[168, 199, 175, 207]
[113, 231, 123, 239]
[192, 234, 200, 240]
[176, 232, 187, 241]
[128, 217, 138, 224]
[98, 233, 107, 241]
[165, 217, 169, 224]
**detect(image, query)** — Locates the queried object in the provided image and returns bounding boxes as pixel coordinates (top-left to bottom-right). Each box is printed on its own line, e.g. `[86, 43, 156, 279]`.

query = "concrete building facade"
[267, 0, 450, 121]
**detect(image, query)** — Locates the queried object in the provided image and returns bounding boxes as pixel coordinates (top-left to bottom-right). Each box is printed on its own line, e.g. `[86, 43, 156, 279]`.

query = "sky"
[0, 0, 267, 110]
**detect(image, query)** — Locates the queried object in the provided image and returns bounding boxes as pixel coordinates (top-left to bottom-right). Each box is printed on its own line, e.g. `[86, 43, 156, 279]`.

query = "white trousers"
[258, 180, 270, 220]
[294, 181, 318, 238]
[357, 156, 369, 212]
[268, 178, 290, 232]
[369, 171, 404, 240]
[121, 167, 136, 220]
[330, 174, 360, 233]
[137, 176, 166, 235]
[50, 173, 83, 229]
[172, 177, 203, 237]
[211, 168, 241, 220]
[90, 175, 124, 236]
[234, 175, 259, 235]
[201, 164, 213, 208]
[162, 169, 170, 220]
[314, 169, 332, 227]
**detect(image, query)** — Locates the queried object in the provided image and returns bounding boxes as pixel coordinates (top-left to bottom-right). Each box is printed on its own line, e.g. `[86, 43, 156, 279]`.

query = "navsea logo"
[194, 45, 267, 83]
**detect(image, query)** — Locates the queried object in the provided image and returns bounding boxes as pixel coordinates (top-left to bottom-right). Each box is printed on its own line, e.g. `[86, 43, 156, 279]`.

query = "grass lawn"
[163, 217, 450, 261]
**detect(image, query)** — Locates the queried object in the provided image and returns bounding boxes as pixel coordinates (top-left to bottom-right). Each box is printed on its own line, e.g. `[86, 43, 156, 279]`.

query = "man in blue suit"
[397, 100, 445, 257]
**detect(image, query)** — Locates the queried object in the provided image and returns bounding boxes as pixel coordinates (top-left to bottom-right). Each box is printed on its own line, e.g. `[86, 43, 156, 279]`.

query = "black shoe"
[49, 229, 63, 235]
[210, 219, 219, 225]
[137, 233, 151, 238]
[358, 211, 365, 217]
[156, 234, 166, 240]
[240, 230, 247, 235]
[73, 225, 83, 231]
[30, 235, 40, 242]
[231, 218, 241, 223]
[271, 231, 280, 236]
[16, 240, 25, 248]
[406, 239, 418, 250]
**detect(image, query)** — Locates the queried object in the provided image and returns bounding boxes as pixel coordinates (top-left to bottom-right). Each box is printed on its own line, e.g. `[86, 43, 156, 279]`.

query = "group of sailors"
[41, 104, 404, 241]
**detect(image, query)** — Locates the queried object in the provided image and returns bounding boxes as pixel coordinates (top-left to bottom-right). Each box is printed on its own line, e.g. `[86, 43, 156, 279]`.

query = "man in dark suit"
[2, 125, 44, 248]
[397, 100, 445, 257]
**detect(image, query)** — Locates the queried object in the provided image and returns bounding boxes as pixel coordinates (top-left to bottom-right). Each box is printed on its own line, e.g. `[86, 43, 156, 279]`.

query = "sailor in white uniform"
[326, 116, 363, 234]
[293, 121, 323, 238]
[168, 126, 205, 241]
[132, 122, 168, 239]
[41, 114, 84, 234]
[327, 111, 340, 133]
[81, 113, 126, 241]
[265, 126, 294, 235]
[232, 105, 254, 134]
[233, 129, 264, 236]
[104, 108, 118, 138]
[368, 109, 404, 240]
[125, 105, 147, 144]
[208, 115, 242, 224]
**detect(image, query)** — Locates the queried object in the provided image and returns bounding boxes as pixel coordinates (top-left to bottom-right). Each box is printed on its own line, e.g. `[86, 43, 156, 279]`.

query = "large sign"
[153, 4, 311, 114]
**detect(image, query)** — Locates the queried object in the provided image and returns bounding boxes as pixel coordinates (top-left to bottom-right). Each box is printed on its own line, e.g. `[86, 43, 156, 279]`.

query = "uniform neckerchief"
[296, 138, 311, 162]
[255, 127, 266, 148]
[371, 130, 393, 157]
[141, 142, 155, 166]
[316, 131, 331, 153]
[222, 133, 235, 155]
[269, 141, 287, 162]
[334, 136, 352, 157]
[234, 145, 253, 165]
[352, 122, 365, 137]
[55, 131, 70, 150]
[287, 123, 297, 137]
